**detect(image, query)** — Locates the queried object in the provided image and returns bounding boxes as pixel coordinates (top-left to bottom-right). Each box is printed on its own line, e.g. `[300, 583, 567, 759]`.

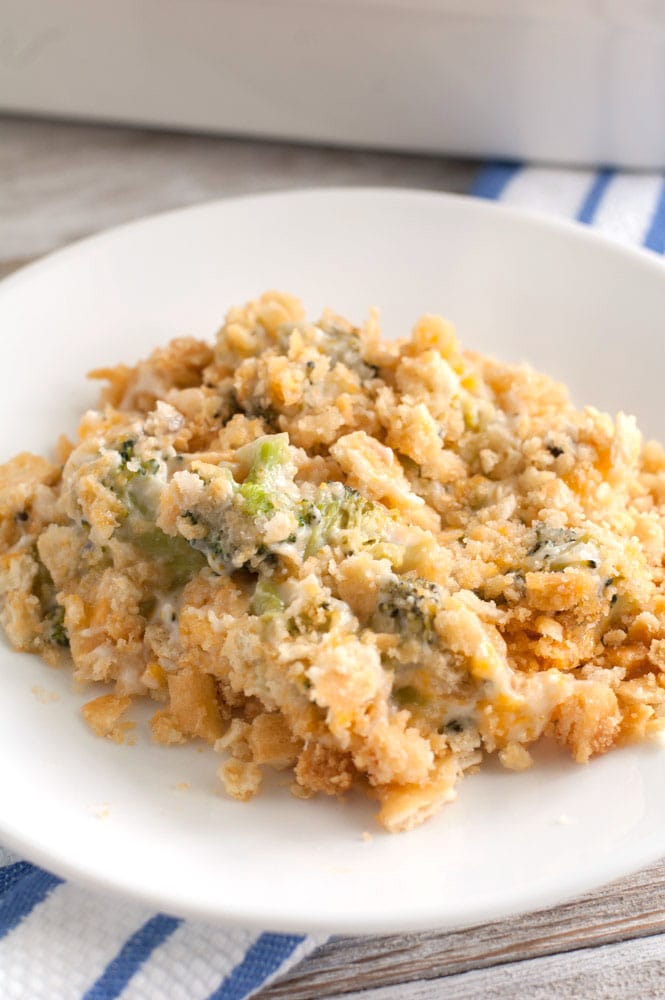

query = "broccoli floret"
[130, 525, 207, 587]
[250, 579, 286, 617]
[103, 438, 206, 587]
[393, 684, 428, 708]
[313, 484, 374, 532]
[104, 438, 167, 525]
[373, 577, 443, 643]
[158, 433, 394, 582]
[117, 439, 160, 480]
[526, 524, 601, 571]
[186, 474, 392, 574]
[241, 401, 280, 428]
[239, 483, 275, 518]
[303, 483, 392, 557]
[285, 603, 334, 636]
[237, 434, 292, 517]
[280, 321, 378, 382]
[180, 435, 298, 574]
[187, 476, 392, 573]
[47, 605, 69, 648]
[319, 325, 378, 380]
[118, 439, 135, 466]
[188, 528, 234, 573]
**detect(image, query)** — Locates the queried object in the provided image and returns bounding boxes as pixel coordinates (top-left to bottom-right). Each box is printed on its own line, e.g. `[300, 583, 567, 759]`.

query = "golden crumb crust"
[3, 289, 665, 832]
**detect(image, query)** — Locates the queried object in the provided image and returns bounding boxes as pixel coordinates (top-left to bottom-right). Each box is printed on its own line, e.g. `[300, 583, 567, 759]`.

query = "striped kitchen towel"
[0, 846, 325, 999]
[3, 162, 665, 999]
[471, 162, 665, 251]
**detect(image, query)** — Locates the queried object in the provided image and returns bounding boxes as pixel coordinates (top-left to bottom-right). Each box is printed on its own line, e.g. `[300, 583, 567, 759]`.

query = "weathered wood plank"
[0, 114, 476, 263]
[312, 933, 665, 1000]
[259, 860, 665, 998]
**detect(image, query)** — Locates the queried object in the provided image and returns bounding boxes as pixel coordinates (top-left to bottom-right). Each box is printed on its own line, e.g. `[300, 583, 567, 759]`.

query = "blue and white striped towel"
[471, 162, 665, 251]
[3, 162, 665, 999]
[0, 845, 326, 998]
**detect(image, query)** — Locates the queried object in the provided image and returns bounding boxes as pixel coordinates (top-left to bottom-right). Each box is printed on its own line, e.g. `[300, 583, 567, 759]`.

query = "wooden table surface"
[3, 113, 665, 1000]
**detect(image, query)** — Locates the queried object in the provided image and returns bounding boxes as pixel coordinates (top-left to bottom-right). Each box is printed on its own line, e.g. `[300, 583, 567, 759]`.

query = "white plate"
[2, 188, 665, 934]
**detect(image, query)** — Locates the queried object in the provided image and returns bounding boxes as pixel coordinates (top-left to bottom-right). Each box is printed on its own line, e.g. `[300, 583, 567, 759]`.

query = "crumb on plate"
[31, 684, 60, 704]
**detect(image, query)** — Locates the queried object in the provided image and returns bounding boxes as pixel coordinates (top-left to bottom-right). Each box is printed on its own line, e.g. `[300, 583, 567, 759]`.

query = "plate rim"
[3, 184, 665, 304]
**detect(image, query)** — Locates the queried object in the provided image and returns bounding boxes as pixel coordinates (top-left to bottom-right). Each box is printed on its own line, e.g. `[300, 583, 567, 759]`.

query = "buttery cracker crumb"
[31, 685, 60, 704]
[218, 759, 262, 801]
[290, 781, 314, 800]
[499, 743, 533, 771]
[81, 694, 132, 742]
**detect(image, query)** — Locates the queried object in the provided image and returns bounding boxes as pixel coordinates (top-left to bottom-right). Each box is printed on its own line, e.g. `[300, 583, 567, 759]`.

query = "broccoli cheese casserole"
[2, 291, 665, 832]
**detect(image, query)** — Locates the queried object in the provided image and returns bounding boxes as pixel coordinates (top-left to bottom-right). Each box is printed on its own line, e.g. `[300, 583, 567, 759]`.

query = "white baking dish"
[2, 0, 665, 168]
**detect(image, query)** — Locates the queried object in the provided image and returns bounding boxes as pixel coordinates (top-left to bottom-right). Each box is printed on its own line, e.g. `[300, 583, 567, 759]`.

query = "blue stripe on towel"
[0, 866, 61, 940]
[0, 862, 38, 900]
[208, 933, 306, 1000]
[469, 161, 522, 200]
[576, 169, 614, 223]
[643, 177, 665, 253]
[82, 913, 182, 1000]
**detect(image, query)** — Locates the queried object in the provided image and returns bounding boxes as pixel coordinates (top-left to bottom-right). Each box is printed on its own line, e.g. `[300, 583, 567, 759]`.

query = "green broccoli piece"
[526, 524, 601, 571]
[373, 577, 443, 644]
[239, 483, 275, 518]
[130, 525, 207, 588]
[117, 439, 160, 479]
[181, 436, 297, 574]
[156, 434, 394, 582]
[118, 439, 134, 465]
[188, 476, 392, 574]
[47, 605, 69, 648]
[103, 439, 206, 587]
[237, 434, 292, 517]
[393, 685, 428, 708]
[104, 438, 166, 525]
[250, 579, 286, 617]
[279, 321, 378, 381]
[303, 484, 392, 557]
[320, 325, 378, 380]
